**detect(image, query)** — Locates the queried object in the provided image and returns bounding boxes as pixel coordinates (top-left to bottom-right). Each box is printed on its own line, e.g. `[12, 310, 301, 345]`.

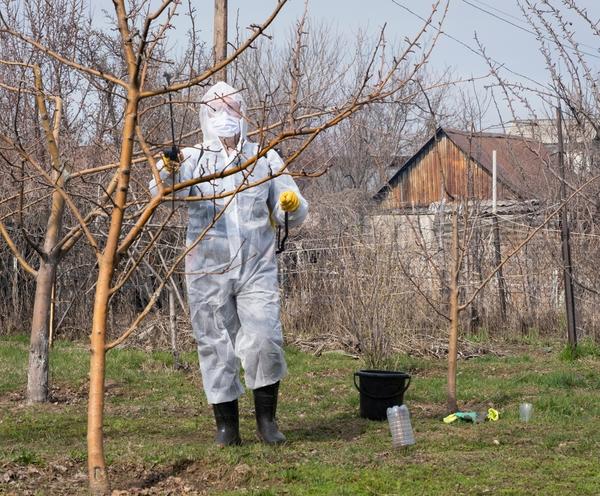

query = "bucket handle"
[353, 372, 411, 400]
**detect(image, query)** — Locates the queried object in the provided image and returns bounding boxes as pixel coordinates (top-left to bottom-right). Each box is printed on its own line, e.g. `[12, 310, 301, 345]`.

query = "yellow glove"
[279, 191, 300, 212]
[443, 413, 458, 424]
[487, 408, 499, 421]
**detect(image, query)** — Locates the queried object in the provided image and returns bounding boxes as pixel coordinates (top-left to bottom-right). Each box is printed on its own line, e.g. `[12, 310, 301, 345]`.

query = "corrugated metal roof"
[444, 128, 552, 199]
[375, 127, 553, 200]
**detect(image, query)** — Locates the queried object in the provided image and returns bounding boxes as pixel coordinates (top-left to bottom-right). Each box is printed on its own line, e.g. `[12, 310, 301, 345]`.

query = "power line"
[461, 0, 600, 60]
[471, 0, 600, 56]
[389, 0, 553, 91]
[467, 0, 530, 25]
[462, 0, 547, 38]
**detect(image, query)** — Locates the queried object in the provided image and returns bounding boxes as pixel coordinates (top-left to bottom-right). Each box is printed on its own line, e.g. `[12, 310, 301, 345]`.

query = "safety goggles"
[205, 96, 242, 118]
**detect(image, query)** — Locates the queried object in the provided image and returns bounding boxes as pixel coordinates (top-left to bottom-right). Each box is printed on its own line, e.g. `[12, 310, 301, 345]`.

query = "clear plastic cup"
[519, 402, 533, 422]
[387, 404, 415, 448]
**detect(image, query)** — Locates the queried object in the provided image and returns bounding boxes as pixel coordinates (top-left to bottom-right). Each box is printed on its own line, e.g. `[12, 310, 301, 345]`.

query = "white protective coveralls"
[150, 81, 308, 404]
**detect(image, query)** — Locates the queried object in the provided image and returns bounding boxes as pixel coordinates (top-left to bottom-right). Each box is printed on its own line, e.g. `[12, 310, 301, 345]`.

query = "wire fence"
[278, 206, 600, 354]
[2, 203, 599, 355]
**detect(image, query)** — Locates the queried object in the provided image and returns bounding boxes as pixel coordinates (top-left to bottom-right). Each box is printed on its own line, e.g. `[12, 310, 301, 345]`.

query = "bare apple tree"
[2, 0, 448, 493]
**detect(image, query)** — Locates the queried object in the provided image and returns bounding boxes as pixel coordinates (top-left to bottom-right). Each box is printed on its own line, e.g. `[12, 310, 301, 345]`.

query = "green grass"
[2, 337, 600, 495]
[559, 339, 600, 361]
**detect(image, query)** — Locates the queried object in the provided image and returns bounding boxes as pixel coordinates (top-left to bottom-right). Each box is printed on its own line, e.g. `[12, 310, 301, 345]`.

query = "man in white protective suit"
[150, 81, 308, 446]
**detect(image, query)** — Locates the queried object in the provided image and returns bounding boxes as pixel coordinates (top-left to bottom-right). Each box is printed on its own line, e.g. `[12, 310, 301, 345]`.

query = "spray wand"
[162, 72, 179, 211]
[276, 212, 289, 254]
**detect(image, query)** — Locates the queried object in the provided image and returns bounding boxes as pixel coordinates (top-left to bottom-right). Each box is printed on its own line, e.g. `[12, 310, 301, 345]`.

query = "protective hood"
[200, 81, 247, 146]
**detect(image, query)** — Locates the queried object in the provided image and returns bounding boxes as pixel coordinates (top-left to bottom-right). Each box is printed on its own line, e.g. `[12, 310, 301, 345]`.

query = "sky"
[92, 0, 600, 127]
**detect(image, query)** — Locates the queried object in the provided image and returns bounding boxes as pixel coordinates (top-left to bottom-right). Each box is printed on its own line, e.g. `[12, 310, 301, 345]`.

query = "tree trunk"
[27, 261, 56, 403]
[26, 239, 63, 404]
[447, 210, 459, 413]
[87, 259, 112, 495]
[26, 65, 66, 404]
[87, 88, 139, 496]
[87, 1, 142, 486]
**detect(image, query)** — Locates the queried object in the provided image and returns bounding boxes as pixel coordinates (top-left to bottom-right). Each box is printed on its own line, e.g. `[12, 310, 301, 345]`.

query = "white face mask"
[210, 111, 240, 138]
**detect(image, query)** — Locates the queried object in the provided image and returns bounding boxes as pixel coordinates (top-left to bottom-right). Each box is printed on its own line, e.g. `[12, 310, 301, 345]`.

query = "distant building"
[374, 127, 552, 209]
[508, 118, 600, 174]
[507, 119, 558, 145]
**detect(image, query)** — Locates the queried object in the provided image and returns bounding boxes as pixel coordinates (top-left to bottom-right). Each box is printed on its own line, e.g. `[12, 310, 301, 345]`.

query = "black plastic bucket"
[353, 370, 411, 421]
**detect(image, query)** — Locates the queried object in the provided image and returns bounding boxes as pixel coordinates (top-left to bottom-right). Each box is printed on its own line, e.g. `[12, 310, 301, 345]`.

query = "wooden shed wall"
[384, 135, 515, 208]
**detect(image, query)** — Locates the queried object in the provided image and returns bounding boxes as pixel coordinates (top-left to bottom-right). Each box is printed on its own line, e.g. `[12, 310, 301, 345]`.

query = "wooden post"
[492, 149, 497, 209]
[213, 0, 228, 82]
[169, 288, 180, 369]
[556, 107, 577, 349]
[11, 256, 19, 321]
[447, 208, 459, 413]
[492, 150, 507, 320]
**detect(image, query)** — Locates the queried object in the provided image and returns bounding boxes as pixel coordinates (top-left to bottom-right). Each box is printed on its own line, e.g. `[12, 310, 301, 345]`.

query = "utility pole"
[556, 106, 577, 349]
[214, 0, 228, 82]
[492, 150, 507, 320]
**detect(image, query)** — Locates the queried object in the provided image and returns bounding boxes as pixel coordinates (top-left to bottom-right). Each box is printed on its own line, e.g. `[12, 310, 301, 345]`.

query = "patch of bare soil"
[1, 460, 87, 495]
[113, 459, 262, 495]
[48, 384, 89, 405]
[411, 402, 448, 419]
[1, 459, 263, 495]
[1, 383, 87, 407]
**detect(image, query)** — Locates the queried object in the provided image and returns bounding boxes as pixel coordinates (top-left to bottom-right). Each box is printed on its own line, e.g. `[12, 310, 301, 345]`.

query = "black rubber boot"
[253, 382, 286, 445]
[212, 400, 242, 447]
